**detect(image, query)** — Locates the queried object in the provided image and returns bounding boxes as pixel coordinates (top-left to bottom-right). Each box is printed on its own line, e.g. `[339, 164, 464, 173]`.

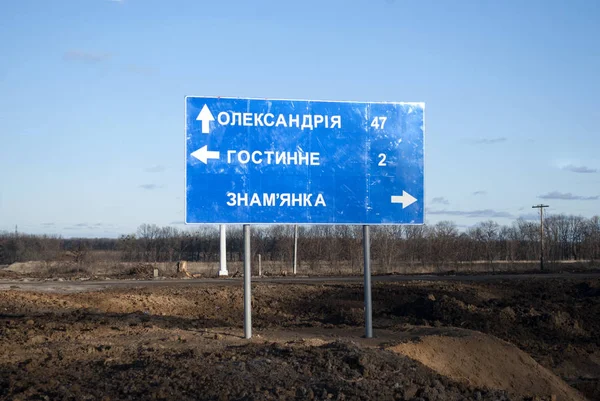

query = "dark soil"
[368, 279, 600, 399]
[0, 337, 522, 401]
[0, 277, 598, 400]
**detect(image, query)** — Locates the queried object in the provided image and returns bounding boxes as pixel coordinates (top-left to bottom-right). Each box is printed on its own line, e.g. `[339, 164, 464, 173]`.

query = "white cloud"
[538, 191, 599, 201]
[63, 50, 111, 63]
[427, 209, 514, 219]
[431, 197, 449, 205]
[561, 164, 597, 174]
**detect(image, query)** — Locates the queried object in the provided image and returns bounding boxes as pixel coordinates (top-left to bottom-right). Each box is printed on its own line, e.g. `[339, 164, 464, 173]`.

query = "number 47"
[371, 116, 387, 129]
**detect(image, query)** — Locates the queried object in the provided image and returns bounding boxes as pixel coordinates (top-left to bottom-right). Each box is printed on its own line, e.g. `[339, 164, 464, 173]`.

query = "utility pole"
[532, 204, 549, 271]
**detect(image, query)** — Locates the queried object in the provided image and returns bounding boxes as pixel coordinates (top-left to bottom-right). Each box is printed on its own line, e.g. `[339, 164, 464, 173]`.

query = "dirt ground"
[1, 277, 599, 400]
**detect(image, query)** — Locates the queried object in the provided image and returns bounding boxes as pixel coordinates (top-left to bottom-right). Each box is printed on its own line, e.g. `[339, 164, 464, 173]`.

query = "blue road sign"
[185, 97, 424, 225]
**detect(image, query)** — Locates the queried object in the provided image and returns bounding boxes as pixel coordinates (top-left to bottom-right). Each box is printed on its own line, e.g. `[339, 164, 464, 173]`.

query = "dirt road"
[2, 271, 599, 293]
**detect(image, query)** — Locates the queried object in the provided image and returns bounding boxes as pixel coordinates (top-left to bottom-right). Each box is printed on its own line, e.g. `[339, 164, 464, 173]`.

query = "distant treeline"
[1, 215, 599, 268]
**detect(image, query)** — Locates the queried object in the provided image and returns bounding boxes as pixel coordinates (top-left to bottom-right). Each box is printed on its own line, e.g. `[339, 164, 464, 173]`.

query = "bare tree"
[430, 221, 459, 271]
[473, 220, 500, 268]
[515, 218, 539, 260]
[372, 225, 402, 272]
[404, 225, 427, 269]
[500, 225, 518, 262]
[6, 214, 599, 271]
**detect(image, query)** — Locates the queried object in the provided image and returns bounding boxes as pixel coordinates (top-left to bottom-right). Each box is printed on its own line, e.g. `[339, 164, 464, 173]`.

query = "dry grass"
[3, 257, 598, 279]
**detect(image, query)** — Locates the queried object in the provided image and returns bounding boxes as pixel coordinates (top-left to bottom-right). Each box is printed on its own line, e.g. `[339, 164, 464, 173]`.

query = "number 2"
[378, 153, 387, 166]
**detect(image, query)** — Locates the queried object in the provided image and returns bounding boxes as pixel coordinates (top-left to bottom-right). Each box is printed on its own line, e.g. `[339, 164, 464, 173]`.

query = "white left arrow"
[391, 191, 417, 209]
[190, 145, 220, 164]
[196, 104, 215, 134]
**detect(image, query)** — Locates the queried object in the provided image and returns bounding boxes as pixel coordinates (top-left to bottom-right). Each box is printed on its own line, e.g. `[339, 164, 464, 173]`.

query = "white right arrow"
[190, 145, 220, 164]
[196, 104, 215, 134]
[391, 191, 417, 209]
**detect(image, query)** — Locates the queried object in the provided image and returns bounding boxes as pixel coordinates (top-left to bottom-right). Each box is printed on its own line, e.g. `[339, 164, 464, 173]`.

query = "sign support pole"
[243, 224, 252, 339]
[219, 225, 228, 276]
[293, 225, 298, 275]
[363, 225, 373, 338]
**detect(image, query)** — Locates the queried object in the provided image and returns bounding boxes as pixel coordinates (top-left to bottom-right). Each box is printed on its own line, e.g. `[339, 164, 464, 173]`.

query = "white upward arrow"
[196, 104, 215, 134]
[391, 191, 417, 209]
[190, 145, 220, 164]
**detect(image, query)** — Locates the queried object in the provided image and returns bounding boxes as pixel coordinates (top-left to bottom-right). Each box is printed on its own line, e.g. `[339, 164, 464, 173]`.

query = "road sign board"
[185, 97, 424, 224]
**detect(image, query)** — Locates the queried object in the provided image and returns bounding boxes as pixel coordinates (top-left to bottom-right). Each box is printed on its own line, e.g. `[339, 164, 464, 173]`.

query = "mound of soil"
[5, 261, 47, 274]
[389, 331, 585, 401]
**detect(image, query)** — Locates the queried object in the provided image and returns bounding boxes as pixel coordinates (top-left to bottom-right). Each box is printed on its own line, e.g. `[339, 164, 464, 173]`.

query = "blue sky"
[1, 0, 599, 237]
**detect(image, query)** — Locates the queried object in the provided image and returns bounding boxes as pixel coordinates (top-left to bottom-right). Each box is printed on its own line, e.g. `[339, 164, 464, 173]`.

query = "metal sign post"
[244, 224, 251, 339]
[293, 225, 298, 275]
[363, 225, 373, 338]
